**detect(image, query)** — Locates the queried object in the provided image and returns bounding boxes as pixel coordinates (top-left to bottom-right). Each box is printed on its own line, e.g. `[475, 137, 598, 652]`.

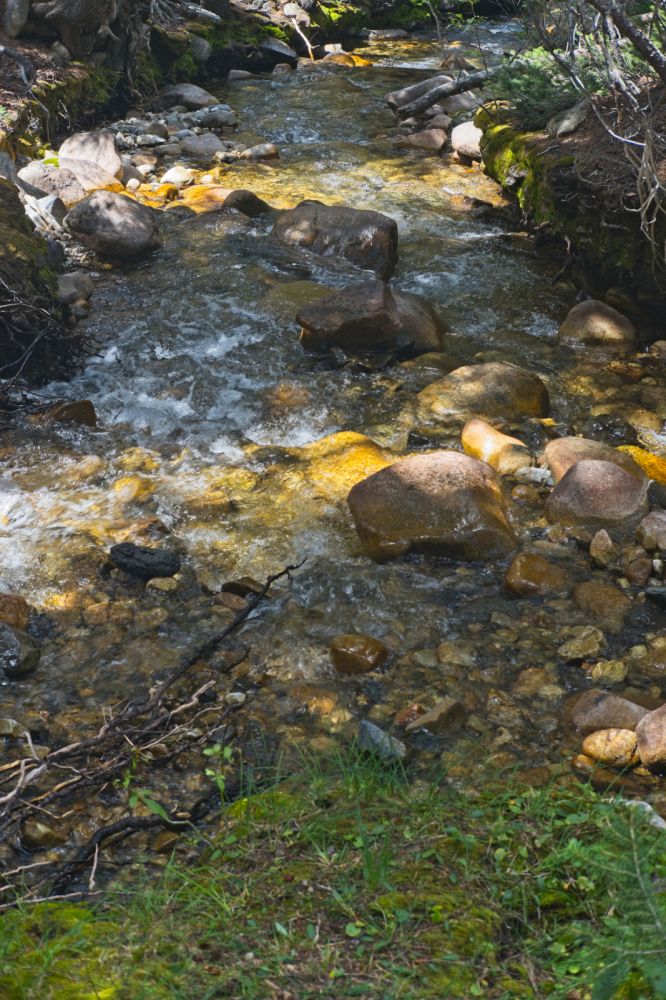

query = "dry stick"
[0, 44, 36, 89]
[394, 67, 497, 119]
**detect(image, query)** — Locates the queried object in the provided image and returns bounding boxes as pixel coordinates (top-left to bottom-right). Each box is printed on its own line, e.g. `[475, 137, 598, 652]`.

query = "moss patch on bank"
[1, 751, 664, 999]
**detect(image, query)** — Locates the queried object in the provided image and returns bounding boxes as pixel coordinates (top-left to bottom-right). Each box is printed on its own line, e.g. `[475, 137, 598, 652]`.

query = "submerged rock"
[108, 543, 181, 581]
[273, 200, 398, 279]
[296, 279, 444, 356]
[557, 300, 636, 352]
[561, 689, 648, 736]
[331, 634, 389, 675]
[65, 192, 161, 260]
[504, 552, 568, 598]
[0, 623, 40, 679]
[347, 451, 517, 563]
[545, 460, 649, 537]
[573, 581, 631, 634]
[0, 594, 30, 631]
[582, 728, 639, 769]
[417, 362, 549, 424]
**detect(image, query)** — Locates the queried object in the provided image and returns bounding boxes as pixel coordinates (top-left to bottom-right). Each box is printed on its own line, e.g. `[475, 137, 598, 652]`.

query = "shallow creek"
[1, 26, 666, 808]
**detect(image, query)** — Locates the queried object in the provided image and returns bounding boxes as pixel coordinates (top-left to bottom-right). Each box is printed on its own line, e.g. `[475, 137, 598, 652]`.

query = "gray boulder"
[17, 161, 86, 208]
[157, 83, 218, 110]
[545, 459, 649, 537]
[2, 0, 30, 37]
[58, 130, 123, 180]
[65, 191, 161, 260]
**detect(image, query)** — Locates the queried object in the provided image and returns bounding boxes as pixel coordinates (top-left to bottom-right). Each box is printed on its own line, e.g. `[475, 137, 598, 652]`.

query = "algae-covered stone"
[348, 451, 517, 563]
[581, 728, 639, 769]
[417, 362, 549, 425]
[573, 580, 631, 634]
[559, 625, 605, 662]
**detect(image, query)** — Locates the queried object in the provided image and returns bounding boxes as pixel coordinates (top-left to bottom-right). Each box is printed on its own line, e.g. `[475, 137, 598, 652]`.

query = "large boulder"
[272, 200, 398, 279]
[181, 134, 226, 158]
[59, 158, 122, 194]
[544, 437, 644, 483]
[65, 192, 161, 260]
[347, 450, 517, 563]
[417, 362, 549, 424]
[58, 130, 123, 180]
[545, 460, 649, 537]
[636, 703, 666, 771]
[296, 280, 444, 356]
[2, 0, 30, 37]
[17, 162, 86, 208]
[451, 121, 483, 160]
[557, 300, 636, 352]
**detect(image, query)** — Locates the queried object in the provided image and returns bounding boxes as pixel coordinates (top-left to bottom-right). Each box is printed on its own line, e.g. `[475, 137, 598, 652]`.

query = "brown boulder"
[557, 299, 636, 352]
[561, 688, 649, 736]
[347, 450, 517, 563]
[0, 594, 29, 630]
[296, 280, 444, 356]
[330, 634, 389, 675]
[417, 362, 549, 425]
[636, 703, 666, 771]
[544, 437, 643, 483]
[581, 729, 639, 768]
[272, 199, 398, 279]
[545, 460, 649, 537]
[462, 418, 532, 475]
[504, 552, 569, 598]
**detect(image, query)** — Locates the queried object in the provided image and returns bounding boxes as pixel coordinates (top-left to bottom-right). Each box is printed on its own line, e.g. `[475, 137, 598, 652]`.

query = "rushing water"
[1, 26, 665, 792]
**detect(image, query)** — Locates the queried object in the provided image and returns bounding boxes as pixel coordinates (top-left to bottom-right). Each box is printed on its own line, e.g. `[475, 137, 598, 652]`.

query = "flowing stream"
[1, 25, 665, 797]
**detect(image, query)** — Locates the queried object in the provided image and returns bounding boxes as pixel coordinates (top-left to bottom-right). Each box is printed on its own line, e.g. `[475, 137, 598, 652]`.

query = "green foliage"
[493, 47, 602, 130]
[1, 755, 665, 998]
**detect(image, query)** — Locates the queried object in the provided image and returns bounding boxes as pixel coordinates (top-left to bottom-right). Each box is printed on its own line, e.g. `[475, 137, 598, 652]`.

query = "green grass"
[1, 750, 665, 999]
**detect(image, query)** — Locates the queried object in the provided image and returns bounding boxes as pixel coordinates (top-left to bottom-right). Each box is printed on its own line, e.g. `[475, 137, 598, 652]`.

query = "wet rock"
[559, 626, 605, 662]
[638, 511, 666, 552]
[544, 437, 643, 483]
[59, 130, 123, 180]
[0, 594, 29, 630]
[581, 729, 639, 769]
[451, 121, 483, 160]
[347, 451, 517, 563]
[573, 581, 631, 633]
[273, 199, 398, 279]
[331, 634, 389, 675]
[504, 552, 569, 598]
[57, 271, 93, 305]
[462, 418, 532, 475]
[157, 83, 218, 110]
[589, 659, 628, 685]
[404, 697, 465, 734]
[296, 279, 444, 356]
[397, 129, 447, 153]
[239, 143, 280, 161]
[620, 447, 666, 486]
[357, 720, 406, 761]
[297, 431, 393, 500]
[65, 192, 161, 260]
[43, 399, 97, 426]
[561, 688, 648, 735]
[22, 818, 66, 849]
[160, 165, 195, 186]
[0, 624, 40, 679]
[108, 543, 181, 581]
[417, 362, 549, 424]
[426, 113, 453, 131]
[645, 587, 666, 609]
[545, 460, 649, 537]
[581, 413, 638, 446]
[557, 300, 636, 352]
[223, 190, 272, 217]
[589, 529, 618, 568]
[636, 704, 666, 771]
[181, 134, 226, 158]
[17, 162, 86, 208]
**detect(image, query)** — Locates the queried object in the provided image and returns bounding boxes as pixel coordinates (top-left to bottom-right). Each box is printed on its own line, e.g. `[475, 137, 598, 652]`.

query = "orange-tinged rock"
[179, 184, 233, 212]
[581, 728, 639, 768]
[323, 52, 356, 66]
[0, 594, 29, 630]
[154, 183, 179, 201]
[112, 475, 155, 504]
[330, 633, 389, 675]
[504, 552, 569, 597]
[352, 54, 373, 66]
[296, 431, 394, 500]
[462, 418, 532, 475]
[618, 446, 666, 485]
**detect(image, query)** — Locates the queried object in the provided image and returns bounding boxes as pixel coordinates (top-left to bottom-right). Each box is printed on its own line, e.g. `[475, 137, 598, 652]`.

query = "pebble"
[357, 720, 406, 761]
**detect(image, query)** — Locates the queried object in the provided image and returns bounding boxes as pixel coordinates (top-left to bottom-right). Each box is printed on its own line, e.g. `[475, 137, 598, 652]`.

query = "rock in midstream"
[108, 543, 181, 581]
[296, 279, 444, 356]
[544, 437, 644, 483]
[557, 299, 636, 352]
[545, 459, 649, 537]
[65, 191, 161, 260]
[0, 623, 41, 679]
[272, 200, 399, 279]
[347, 451, 517, 563]
[417, 362, 549, 424]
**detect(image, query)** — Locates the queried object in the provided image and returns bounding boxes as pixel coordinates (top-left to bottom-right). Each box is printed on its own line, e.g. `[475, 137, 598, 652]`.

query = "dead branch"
[395, 68, 497, 118]
[0, 44, 36, 90]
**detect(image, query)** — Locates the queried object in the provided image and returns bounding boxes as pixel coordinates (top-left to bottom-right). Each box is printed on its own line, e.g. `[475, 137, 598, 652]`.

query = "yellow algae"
[177, 184, 233, 212]
[117, 447, 160, 473]
[618, 446, 666, 484]
[294, 431, 395, 500]
[112, 475, 155, 504]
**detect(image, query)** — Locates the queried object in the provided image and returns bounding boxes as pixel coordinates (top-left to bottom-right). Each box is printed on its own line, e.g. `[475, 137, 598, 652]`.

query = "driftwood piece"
[385, 74, 453, 110]
[393, 67, 497, 118]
